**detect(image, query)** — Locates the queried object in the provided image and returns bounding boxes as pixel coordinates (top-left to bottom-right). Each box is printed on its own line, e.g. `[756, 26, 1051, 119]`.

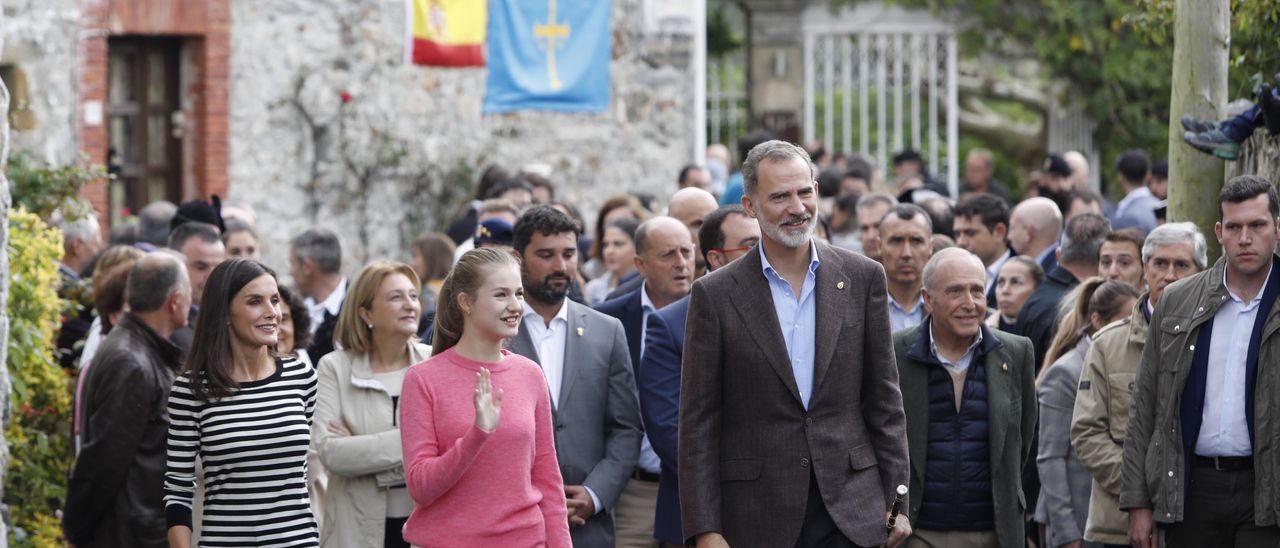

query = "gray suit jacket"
[509, 299, 643, 548]
[678, 241, 910, 548]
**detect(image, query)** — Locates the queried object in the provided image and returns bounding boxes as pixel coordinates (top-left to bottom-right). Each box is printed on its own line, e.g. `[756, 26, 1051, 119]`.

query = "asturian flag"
[407, 0, 486, 67]
[482, 0, 612, 113]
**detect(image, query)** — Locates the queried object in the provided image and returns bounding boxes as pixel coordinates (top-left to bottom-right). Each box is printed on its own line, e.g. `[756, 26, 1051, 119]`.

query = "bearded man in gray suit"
[679, 141, 912, 548]
[508, 205, 644, 547]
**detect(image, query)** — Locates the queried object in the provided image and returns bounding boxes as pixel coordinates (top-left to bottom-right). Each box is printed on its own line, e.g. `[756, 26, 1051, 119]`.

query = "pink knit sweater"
[400, 347, 571, 548]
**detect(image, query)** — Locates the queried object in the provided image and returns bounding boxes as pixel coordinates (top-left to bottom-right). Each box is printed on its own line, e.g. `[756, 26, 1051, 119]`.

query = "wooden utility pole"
[1167, 0, 1230, 262]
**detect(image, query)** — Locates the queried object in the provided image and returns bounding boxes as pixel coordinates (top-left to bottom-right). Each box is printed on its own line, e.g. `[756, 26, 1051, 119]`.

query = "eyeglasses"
[711, 245, 753, 254]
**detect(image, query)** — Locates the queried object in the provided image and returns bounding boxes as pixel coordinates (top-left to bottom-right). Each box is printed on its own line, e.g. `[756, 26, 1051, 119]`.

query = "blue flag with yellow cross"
[483, 0, 611, 113]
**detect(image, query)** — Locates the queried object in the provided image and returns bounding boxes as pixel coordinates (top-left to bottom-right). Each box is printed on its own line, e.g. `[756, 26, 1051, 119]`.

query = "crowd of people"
[50, 130, 1280, 548]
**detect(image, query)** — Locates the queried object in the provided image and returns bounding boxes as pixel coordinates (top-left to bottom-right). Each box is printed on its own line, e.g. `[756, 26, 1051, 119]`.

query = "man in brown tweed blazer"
[679, 140, 911, 548]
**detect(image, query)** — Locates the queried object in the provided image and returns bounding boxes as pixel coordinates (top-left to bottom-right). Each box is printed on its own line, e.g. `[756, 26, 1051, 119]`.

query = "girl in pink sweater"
[400, 248, 571, 548]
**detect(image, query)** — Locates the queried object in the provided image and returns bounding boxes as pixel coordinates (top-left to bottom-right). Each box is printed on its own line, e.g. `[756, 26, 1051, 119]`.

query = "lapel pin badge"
[577, 327, 584, 337]
[837, 281, 845, 290]
[1002, 362, 1009, 371]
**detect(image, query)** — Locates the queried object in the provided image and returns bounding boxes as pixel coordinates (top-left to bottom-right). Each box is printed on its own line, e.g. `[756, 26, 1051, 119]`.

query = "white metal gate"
[1048, 97, 1101, 193]
[802, 2, 959, 196]
[707, 57, 749, 153]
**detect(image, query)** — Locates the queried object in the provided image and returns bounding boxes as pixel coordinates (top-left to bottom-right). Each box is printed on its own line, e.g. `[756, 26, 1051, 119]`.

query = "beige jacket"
[313, 343, 431, 548]
[1069, 297, 1147, 544]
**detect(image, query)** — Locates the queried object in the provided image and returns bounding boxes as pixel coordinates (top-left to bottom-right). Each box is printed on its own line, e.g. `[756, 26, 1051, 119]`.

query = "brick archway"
[79, 0, 230, 225]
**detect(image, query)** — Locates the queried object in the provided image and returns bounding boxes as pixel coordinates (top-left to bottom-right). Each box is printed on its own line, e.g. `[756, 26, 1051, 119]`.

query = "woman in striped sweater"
[165, 258, 320, 547]
[399, 248, 572, 547]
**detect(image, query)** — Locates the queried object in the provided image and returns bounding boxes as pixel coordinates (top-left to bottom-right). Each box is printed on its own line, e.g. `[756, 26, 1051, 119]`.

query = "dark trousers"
[795, 469, 866, 548]
[1221, 87, 1280, 142]
[385, 516, 410, 548]
[1163, 466, 1280, 548]
[1222, 104, 1263, 142]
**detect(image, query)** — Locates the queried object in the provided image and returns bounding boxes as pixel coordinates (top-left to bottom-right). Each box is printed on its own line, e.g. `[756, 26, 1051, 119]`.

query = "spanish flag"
[407, 0, 485, 67]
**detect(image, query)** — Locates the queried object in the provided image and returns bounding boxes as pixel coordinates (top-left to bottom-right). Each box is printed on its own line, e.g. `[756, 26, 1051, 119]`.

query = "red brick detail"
[79, 0, 231, 227]
[199, 2, 231, 202]
[79, 1, 109, 228]
[106, 0, 209, 35]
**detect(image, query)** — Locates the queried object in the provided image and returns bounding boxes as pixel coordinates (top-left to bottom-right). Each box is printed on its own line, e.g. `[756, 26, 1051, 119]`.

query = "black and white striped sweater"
[164, 356, 319, 547]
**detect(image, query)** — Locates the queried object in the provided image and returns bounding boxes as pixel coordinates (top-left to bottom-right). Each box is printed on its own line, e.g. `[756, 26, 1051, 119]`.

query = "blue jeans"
[1221, 104, 1262, 143]
[1220, 86, 1280, 142]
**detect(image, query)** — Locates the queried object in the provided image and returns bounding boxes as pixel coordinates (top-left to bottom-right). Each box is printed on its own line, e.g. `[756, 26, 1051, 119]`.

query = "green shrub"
[6, 152, 104, 221]
[5, 209, 73, 547]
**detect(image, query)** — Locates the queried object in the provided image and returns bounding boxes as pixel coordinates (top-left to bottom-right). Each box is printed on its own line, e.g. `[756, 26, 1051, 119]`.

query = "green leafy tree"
[829, 0, 1279, 173]
[1130, 0, 1280, 99]
[707, 3, 744, 59]
[835, 0, 1173, 167]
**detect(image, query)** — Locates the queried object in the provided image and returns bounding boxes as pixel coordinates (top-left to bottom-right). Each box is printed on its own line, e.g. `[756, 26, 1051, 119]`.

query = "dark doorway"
[106, 37, 182, 223]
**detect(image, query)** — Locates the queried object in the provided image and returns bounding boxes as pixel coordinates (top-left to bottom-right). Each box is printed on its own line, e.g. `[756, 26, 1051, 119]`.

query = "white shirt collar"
[1223, 261, 1274, 309]
[313, 277, 347, 316]
[523, 298, 569, 326]
[986, 248, 1013, 279]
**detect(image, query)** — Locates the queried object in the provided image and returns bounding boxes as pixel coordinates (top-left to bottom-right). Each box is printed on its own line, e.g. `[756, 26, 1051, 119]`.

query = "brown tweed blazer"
[678, 241, 910, 548]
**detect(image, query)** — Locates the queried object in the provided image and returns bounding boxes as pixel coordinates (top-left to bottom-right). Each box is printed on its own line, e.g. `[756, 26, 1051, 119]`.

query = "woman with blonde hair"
[1034, 279, 1138, 548]
[313, 261, 428, 548]
[400, 248, 571, 547]
[985, 255, 1045, 332]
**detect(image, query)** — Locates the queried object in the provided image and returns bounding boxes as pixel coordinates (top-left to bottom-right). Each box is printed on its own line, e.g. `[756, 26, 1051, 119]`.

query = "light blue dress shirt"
[635, 283, 663, 474]
[1196, 264, 1273, 457]
[759, 242, 820, 409]
[889, 294, 926, 334]
[1035, 243, 1059, 269]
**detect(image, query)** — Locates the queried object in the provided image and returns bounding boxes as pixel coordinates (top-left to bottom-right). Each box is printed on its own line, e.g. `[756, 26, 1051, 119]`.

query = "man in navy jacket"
[636, 205, 759, 545]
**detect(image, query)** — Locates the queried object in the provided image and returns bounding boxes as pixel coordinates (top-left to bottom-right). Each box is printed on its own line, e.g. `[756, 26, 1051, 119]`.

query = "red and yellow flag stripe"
[409, 0, 485, 67]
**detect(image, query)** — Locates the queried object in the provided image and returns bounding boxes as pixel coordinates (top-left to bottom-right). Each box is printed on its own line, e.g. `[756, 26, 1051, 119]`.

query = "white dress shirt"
[986, 249, 1014, 294]
[305, 278, 348, 335]
[522, 300, 569, 408]
[522, 300, 608, 513]
[1196, 264, 1272, 457]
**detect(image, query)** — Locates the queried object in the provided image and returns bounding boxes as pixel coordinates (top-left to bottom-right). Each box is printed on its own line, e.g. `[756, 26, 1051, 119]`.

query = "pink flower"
[340, 91, 353, 104]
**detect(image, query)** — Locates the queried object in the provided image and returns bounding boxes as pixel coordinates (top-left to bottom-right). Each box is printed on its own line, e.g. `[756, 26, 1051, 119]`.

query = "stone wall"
[0, 4, 12, 545]
[1, 0, 81, 166]
[227, 0, 700, 274]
